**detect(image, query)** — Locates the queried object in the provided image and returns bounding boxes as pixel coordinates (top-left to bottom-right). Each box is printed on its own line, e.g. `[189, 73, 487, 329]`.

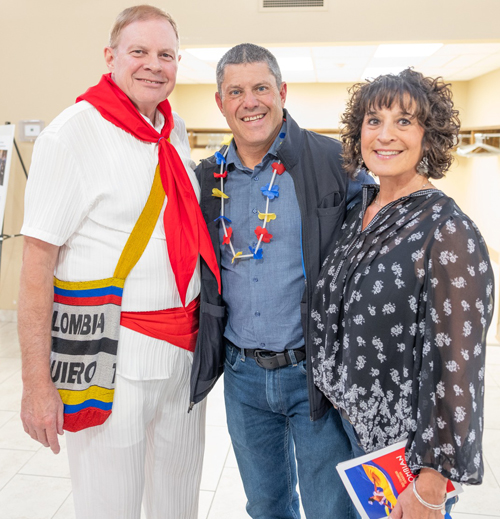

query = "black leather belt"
[242, 346, 306, 370]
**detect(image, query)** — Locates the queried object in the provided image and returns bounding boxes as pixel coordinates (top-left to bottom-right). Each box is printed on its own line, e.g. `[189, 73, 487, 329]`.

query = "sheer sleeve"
[406, 215, 495, 484]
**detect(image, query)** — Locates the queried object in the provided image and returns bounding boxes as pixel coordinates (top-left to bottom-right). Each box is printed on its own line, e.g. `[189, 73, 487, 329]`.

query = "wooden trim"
[186, 128, 340, 134]
[186, 128, 341, 149]
[460, 126, 500, 133]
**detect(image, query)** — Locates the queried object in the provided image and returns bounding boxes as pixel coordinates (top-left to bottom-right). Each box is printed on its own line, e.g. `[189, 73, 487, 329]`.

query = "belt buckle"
[253, 350, 286, 370]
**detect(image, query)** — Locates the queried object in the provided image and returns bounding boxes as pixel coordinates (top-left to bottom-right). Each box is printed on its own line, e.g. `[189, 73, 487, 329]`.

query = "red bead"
[271, 162, 286, 175]
[255, 226, 273, 243]
[222, 227, 233, 245]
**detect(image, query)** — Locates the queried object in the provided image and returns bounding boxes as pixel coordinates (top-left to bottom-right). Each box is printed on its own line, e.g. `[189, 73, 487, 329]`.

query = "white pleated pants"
[66, 341, 206, 519]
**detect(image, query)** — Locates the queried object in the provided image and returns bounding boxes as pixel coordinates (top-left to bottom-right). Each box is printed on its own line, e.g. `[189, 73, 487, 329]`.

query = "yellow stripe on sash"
[114, 164, 165, 280]
[54, 277, 125, 291]
[58, 386, 115, 406]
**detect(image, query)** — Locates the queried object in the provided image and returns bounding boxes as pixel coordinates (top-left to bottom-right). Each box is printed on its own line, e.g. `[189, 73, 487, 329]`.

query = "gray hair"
[216, 43, 282, 95]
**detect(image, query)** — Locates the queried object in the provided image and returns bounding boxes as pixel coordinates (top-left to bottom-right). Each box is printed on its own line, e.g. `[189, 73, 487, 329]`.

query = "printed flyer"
[337, 440, 463, 519]
[0, 125, 15, 233]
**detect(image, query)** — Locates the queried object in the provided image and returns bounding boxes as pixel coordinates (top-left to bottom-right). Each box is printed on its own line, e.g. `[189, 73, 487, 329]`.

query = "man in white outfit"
[18, 5, 218, 518]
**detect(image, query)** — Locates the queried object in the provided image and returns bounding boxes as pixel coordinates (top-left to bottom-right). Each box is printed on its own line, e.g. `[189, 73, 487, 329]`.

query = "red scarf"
[76, 74, 221, 306]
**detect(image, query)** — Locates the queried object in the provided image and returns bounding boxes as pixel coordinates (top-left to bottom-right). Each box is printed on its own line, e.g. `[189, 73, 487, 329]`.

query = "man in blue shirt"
[192, 43, 371, 519]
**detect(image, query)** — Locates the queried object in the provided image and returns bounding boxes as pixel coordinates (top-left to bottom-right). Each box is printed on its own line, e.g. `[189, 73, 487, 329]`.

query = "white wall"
[1, 1, 499, 325]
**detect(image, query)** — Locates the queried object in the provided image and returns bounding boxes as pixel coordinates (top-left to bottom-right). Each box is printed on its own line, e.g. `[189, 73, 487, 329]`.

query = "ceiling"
[177, 42, 500, 84]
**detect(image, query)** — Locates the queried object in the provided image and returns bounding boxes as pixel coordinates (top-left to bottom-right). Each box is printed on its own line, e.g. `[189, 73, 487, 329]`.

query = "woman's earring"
[354, 156, 364, 176]
[417, 156, 429, 175]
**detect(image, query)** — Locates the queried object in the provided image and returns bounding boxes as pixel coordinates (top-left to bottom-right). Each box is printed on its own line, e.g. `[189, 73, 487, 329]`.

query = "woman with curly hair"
[310, 69, 495, 518]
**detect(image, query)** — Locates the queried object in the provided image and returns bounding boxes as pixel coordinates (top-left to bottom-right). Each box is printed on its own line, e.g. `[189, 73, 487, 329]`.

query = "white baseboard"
[0, 310, 17, 322]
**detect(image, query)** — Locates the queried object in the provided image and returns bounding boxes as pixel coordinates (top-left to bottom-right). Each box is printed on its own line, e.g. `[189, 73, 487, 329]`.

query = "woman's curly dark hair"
[341, 68, 460, 179]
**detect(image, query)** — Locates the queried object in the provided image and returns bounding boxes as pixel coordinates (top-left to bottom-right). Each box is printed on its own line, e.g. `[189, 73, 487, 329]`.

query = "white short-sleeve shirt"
[22, 101, 200, 379]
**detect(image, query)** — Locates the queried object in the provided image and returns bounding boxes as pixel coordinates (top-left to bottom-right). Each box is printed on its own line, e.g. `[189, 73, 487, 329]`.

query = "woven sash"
[51, 165, 164, 432]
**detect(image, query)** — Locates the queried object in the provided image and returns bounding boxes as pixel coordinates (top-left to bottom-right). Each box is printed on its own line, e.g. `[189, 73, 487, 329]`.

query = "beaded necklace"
[212, 126, 287, 263]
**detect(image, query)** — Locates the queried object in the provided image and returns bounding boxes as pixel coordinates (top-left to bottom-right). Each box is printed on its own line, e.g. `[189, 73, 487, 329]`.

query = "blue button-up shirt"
[220, 121, 305, 352]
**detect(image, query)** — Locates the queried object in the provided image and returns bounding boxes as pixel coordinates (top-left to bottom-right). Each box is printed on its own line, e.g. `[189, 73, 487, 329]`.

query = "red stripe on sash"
[64, 409, 112, 432]
[54, 294, 123, 306]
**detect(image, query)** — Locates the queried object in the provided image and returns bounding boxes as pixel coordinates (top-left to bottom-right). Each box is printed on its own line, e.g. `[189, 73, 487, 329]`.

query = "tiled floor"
[0, 319, 499, 518]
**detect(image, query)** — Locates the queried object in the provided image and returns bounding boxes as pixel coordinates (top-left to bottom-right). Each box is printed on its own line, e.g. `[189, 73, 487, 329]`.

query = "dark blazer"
[189, 109, 369, 420]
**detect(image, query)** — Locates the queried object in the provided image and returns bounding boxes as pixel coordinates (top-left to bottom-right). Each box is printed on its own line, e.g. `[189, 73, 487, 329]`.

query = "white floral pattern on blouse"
[310, 185, 494, 484]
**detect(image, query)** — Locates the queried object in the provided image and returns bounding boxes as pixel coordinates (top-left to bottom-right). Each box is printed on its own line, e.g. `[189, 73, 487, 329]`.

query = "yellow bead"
[212, 188, 229, 199]
[258, 212, 276, 223]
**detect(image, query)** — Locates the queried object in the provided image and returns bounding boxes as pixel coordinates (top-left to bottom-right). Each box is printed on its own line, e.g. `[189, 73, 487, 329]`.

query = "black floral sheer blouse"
[310, 185, 495, 484]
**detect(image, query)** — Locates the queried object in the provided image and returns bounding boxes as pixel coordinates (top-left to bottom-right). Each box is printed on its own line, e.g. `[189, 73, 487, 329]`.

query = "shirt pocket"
[317, 190, 342, 211]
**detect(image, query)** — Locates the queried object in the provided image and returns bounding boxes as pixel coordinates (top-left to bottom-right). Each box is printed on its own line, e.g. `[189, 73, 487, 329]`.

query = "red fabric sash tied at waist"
[120, 297, 200, 353]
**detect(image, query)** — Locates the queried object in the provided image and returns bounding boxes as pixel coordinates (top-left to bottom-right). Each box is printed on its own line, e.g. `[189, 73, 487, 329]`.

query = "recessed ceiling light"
[277, 57, 314, 72]
[184, 48, 230, 61]
[374, 43, 443, 58]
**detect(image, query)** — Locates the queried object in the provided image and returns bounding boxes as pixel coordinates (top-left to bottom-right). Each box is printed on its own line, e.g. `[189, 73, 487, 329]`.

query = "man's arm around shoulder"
[312, 134, 374, 209]
[18, 237, 63, 454]
[347, 169, 374, 209]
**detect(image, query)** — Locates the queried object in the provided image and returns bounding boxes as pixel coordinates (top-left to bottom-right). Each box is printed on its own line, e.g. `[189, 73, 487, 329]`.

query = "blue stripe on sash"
[54, 286, 123, 298]
[64, 399, 114, 414]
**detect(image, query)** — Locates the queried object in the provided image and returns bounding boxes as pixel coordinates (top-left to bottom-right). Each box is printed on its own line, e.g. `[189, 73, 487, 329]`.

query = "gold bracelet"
[412, 478, 447, 515]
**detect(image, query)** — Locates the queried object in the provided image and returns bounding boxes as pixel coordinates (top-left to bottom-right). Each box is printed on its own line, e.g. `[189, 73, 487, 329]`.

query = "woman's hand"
[389, 468, 448, 519]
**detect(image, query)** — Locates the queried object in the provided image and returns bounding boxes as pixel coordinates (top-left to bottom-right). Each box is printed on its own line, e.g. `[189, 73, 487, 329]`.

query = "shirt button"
[260, 342, 266, 348]
[252, 208, 258, 214]
[253, 277, 258, 282]
[254, 177, 259, 181]
[255, 311, 261, 317]
[252, 241, 257, 247]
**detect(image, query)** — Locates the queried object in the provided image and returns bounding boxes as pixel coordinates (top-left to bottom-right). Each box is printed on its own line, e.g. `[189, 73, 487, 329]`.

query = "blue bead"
[279, 132, 286, 139]
[215, 151, 226, 165]
[213, 215, 232, 223]
[248, 246, 264, 260]
[260, 183, 280, 200]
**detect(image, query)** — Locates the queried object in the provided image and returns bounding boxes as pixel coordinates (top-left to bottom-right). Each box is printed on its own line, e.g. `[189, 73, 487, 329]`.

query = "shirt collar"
[226, 118, 287, 171]
[141, 110, 165, 132]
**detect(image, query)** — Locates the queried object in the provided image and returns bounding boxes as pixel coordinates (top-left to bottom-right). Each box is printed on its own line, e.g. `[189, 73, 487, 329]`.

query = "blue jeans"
[224, 342, 355, 519]
[340, 414, 458, 517]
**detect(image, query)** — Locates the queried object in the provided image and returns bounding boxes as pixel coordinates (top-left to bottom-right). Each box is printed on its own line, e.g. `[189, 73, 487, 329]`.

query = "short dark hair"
[109, 5, 179, 49]
[216, 43, 282, 95]
[341, 68, 460, 179]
